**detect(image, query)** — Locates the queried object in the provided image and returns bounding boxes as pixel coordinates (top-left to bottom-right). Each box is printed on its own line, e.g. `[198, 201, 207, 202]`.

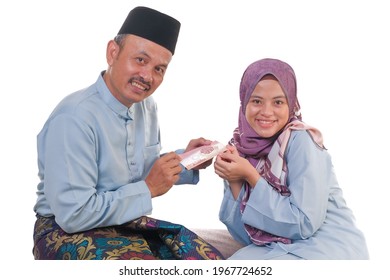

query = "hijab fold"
[230, 58, 324, 246]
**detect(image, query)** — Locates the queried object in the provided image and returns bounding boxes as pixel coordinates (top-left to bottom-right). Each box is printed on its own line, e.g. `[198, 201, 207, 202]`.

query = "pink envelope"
[179, 141, 227, 170]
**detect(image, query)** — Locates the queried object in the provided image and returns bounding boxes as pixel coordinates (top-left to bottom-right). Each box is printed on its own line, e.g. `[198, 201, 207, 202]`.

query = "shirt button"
[127, 107, 134, 118]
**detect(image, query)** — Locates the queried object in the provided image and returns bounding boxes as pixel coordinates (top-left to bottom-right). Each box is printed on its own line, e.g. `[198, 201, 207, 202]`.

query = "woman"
[214, 58, 369, 259]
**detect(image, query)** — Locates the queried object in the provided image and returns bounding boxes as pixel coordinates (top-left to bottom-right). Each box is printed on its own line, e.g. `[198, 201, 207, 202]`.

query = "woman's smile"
[255, 119, 277, 129]
[245, 76, 289, 138]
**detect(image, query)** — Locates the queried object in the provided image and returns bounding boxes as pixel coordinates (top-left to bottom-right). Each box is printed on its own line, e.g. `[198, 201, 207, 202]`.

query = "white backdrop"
[1, 0, 388, 276]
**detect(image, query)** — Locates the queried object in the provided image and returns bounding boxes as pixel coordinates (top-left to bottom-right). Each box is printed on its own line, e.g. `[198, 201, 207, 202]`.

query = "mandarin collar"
[96, 71, 134, 120]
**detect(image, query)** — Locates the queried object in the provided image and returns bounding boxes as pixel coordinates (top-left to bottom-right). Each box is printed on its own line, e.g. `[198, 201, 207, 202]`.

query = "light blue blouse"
[219, 130, 369, 260]
[34, 73, 198, 233]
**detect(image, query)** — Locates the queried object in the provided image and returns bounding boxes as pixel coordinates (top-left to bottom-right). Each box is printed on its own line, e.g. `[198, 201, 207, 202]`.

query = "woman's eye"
[275, 100, 284, 105]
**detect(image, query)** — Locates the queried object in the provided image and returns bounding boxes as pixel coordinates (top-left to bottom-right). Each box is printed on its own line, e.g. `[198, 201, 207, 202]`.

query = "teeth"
[132, 81, 146, 91]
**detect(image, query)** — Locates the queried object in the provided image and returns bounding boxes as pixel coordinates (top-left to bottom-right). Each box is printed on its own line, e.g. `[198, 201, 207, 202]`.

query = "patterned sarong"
[33, 215, 224, 260]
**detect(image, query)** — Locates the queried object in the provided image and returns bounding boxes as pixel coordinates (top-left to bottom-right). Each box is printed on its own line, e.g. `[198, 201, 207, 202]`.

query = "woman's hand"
[214, 145, 260, 187]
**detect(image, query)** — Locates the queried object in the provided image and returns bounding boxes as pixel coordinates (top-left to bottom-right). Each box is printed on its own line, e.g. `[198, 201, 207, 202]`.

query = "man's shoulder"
[63, 84, 98, 105]
[48, 84, 99, 120]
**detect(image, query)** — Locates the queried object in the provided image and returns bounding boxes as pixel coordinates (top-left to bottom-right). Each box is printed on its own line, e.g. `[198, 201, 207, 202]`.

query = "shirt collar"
[96, 71, 134, 120]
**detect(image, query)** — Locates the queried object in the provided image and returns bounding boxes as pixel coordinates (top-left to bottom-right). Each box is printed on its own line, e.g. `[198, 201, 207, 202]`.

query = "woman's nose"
[260, 103, 272, 116]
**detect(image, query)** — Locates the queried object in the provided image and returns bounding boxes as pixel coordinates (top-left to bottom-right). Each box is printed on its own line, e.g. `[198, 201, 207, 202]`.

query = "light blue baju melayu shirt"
[219, 130, 369, 260]
[34, 73, 198, 233]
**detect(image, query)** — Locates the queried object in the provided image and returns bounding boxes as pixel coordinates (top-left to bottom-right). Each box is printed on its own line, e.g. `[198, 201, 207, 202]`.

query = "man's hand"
[145, 152, 182, 198]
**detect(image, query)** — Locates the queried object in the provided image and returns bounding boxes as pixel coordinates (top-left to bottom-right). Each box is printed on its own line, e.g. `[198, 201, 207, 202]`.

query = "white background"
[1, 0, 388, 277]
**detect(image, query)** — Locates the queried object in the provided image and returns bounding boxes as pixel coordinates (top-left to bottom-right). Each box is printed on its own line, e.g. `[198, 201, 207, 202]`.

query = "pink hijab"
[230, 58, 324, 245]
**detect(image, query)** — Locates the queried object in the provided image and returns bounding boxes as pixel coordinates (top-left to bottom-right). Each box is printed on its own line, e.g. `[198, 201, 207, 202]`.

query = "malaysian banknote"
[179, 141, 227, 170]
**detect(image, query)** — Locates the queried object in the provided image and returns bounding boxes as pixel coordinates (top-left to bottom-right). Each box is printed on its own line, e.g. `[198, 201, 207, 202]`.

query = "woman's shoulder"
[288, 129, 326, 152]
[285, 129, 331, 167]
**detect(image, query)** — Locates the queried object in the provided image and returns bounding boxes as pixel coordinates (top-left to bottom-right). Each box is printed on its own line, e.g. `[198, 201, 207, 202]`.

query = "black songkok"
[117, 6, 181, 55]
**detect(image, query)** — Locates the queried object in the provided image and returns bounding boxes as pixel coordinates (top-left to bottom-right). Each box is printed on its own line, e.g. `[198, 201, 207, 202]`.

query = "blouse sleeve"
[241, 130, 331, 239]
[218, 180, 251, 244]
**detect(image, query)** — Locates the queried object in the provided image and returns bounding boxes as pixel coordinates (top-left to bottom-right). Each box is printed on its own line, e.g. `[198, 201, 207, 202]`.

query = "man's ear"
[106, 40, 119, 66]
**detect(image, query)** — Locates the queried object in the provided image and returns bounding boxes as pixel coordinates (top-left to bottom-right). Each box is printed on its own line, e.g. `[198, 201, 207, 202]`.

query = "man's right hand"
[145, 152, 182, 198]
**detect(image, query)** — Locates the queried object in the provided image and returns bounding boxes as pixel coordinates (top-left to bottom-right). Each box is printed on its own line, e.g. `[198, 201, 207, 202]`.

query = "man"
[33, 6, 223, 260]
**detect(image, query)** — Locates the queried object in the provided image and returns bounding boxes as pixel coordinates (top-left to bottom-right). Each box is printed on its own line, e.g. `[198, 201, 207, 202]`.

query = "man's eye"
[156, 67, 165, 74]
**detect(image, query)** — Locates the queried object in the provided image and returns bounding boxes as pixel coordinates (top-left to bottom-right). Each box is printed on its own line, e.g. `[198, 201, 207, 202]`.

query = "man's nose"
[139, 67, 153, 83]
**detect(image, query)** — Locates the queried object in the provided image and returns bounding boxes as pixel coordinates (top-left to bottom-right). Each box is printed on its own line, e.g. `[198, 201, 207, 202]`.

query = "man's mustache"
[129, 77, 151, 91]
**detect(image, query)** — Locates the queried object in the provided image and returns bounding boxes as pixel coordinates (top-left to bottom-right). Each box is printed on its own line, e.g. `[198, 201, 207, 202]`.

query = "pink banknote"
[179, 141, 227, 170]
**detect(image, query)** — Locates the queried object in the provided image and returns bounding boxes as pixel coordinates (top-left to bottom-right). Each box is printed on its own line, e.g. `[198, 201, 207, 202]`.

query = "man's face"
[105, 34, 173, 107]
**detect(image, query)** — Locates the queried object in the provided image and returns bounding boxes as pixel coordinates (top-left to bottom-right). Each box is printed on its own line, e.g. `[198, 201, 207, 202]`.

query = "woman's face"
[245, 76, 290, 138]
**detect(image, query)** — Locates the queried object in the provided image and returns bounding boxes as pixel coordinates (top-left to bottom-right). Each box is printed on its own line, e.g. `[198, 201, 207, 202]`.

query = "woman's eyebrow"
[273, 95, 287, 99]
[249, 95, 286, 99]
